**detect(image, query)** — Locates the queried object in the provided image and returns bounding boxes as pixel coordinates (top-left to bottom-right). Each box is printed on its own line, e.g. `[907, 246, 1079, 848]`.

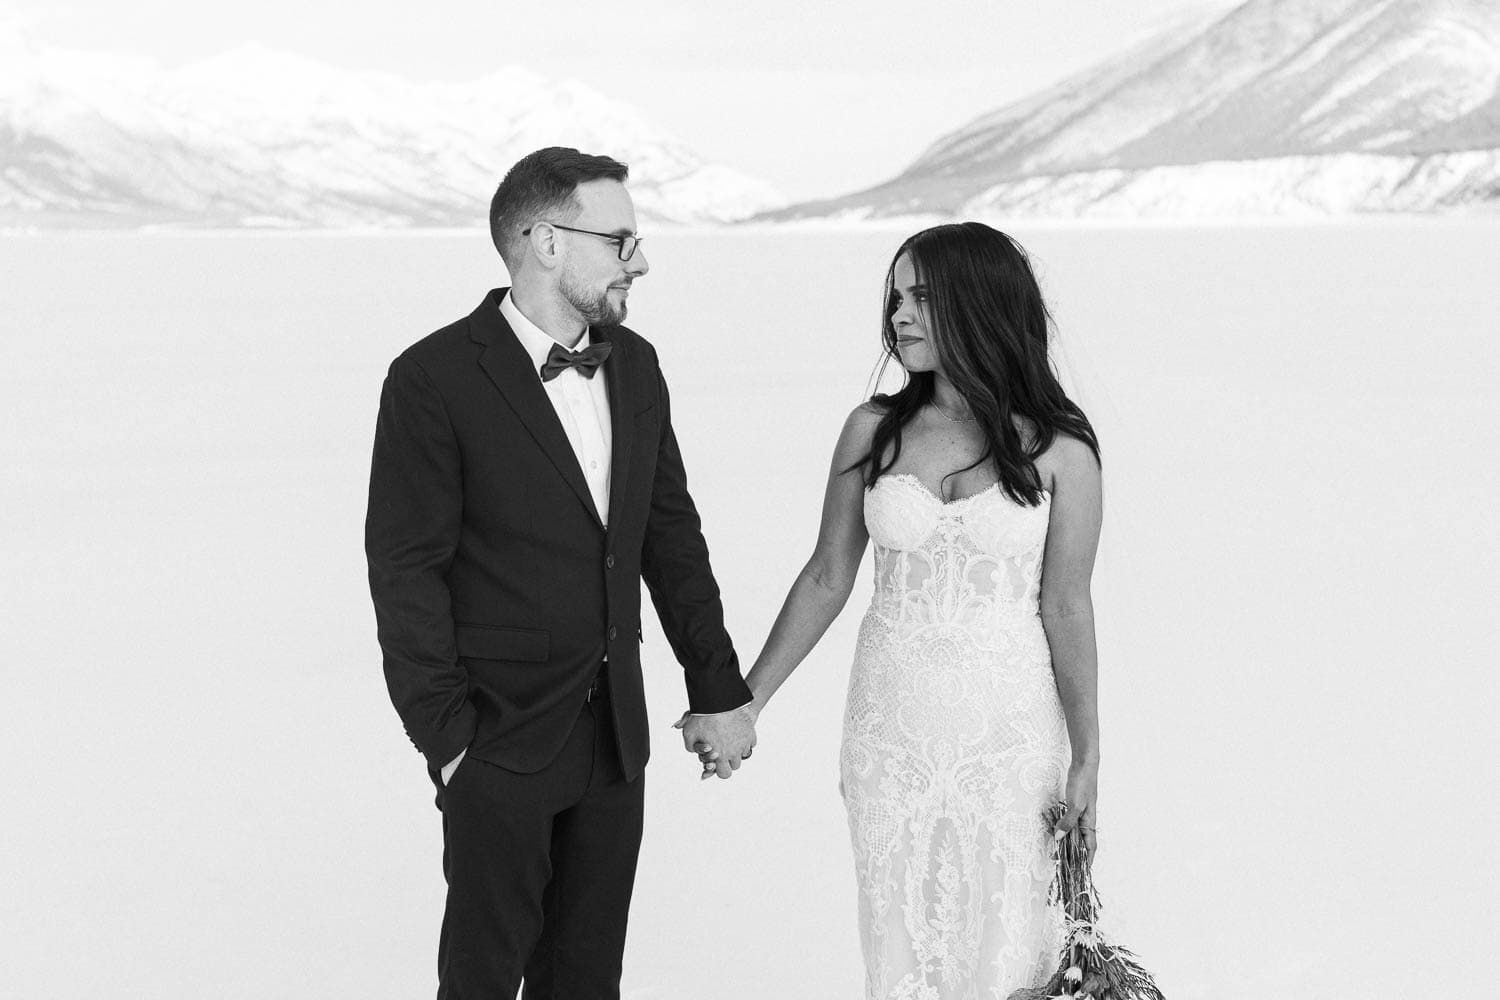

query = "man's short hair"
[490, 147, 630, 266]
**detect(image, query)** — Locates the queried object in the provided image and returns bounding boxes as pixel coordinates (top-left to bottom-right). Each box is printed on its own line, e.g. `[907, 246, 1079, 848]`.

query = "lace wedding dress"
[841, 473, 1070, 1000]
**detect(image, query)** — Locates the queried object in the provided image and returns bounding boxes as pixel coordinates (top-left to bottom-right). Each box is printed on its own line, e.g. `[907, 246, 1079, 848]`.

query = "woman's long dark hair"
[849, 222, 1100, 506]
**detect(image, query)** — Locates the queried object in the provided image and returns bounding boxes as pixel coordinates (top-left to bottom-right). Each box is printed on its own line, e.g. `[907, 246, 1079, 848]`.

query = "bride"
[722, 222, 1103, 997]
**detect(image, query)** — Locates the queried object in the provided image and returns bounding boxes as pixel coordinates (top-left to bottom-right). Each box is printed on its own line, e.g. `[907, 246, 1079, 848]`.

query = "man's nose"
[627, 247, 649, 277]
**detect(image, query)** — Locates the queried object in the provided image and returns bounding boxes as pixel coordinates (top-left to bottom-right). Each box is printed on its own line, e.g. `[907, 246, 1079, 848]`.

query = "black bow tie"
[540, 340, 612, 382]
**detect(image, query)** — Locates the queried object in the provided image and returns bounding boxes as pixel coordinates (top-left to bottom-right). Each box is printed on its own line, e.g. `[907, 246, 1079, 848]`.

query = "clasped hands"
[673, 704, 757, 780]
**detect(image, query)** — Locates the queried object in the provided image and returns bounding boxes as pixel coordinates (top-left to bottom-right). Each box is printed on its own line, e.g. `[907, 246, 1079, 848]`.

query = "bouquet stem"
[1005, 803, 1165, 1000]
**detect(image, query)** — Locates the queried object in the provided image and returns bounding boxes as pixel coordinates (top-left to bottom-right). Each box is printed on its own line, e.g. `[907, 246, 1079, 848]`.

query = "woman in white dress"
[731, 223, 1103, 998]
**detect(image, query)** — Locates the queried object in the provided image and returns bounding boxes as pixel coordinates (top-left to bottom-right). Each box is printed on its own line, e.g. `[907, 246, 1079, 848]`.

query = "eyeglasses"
[523, 222, 643, 261]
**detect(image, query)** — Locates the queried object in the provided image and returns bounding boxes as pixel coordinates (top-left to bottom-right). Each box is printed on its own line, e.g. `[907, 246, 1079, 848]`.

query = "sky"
[2, 0, 1235, 201]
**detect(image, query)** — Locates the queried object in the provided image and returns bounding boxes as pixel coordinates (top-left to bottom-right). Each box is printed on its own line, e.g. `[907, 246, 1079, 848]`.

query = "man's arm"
[638, 365, 754, 773]
[365, 355, 476, 771]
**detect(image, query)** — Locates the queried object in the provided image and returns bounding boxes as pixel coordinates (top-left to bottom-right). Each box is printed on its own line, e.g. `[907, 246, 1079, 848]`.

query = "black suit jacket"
[365, 288, 751, 782]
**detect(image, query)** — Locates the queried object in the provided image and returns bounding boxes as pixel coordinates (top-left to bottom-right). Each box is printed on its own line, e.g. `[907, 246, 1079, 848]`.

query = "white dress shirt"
[500, 292, 613, 524]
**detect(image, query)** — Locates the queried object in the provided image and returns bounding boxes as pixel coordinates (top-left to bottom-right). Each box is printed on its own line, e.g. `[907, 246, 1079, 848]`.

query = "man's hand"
[673, 705, 756, 780]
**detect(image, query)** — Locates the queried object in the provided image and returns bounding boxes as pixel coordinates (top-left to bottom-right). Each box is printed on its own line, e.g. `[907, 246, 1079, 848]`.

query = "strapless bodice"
[863, 473, 1051, 639]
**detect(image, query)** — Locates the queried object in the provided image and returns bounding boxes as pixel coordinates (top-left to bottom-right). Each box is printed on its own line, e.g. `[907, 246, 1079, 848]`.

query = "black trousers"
[432, 688, 644, 999]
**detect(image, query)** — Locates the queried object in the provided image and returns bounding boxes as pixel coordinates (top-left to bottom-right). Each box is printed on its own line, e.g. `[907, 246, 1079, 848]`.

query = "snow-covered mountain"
[765, 0, 1500, 221]
[0, 33, 785, 229]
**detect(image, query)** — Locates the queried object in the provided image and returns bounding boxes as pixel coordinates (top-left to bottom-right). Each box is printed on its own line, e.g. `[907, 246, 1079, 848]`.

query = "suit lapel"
[469, 292, 604, 528]
[597, 326, 634, 537]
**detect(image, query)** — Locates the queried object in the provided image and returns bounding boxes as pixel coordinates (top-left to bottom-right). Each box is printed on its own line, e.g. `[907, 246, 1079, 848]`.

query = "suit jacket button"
[608, 626, 618, 640]
[606, 554, 616, 569]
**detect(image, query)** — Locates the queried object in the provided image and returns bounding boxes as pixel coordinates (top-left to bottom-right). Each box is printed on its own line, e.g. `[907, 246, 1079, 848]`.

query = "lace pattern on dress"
[842, 474, 1069, 999]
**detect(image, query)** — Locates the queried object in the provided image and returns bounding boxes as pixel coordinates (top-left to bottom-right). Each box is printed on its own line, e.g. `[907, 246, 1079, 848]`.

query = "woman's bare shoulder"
[1036, 430, 1100, 492]
[834, 401, 888, 467]
[846, 400, 890, 434]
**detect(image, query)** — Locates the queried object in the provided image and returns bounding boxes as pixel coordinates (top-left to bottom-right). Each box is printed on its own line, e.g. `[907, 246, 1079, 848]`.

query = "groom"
[365, 146, 756, 999]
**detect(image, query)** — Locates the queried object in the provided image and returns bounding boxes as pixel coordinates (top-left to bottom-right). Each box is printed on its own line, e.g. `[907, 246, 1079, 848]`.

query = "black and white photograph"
[3, 1, 1496, 998]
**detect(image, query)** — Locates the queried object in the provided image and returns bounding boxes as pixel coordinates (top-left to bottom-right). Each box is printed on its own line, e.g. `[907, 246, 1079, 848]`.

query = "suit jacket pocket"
[454, 623, 550, 662]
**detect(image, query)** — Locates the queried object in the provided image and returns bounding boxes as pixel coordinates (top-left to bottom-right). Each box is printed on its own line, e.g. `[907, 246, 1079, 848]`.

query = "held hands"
[1051, 758, 1100, 856]
[673, 704, 758, 780]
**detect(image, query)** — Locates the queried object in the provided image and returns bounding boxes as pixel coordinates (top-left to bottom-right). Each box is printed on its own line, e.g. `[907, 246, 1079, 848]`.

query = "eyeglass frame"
[521, 221, 644, 261]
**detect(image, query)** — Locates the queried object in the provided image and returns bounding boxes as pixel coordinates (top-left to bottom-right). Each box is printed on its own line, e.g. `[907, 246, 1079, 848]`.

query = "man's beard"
[560, 272, 627, 326]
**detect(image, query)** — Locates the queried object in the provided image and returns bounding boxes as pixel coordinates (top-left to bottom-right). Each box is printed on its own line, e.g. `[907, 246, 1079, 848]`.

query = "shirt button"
[608, 626, 618, 640]
[606, 554, 616, 569]
[589, 460, 598, 470]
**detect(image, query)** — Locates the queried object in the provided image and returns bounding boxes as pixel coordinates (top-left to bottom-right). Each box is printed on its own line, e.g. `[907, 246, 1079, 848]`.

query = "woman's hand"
[1052, 758, 1099, 855]
[673, 698, 762, 779]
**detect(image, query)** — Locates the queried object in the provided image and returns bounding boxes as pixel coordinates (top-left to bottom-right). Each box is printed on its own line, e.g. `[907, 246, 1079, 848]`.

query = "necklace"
[931, 400, 975, 423]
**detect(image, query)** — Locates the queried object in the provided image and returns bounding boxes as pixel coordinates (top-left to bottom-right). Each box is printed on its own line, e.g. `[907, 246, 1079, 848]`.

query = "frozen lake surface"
[3, 221, 1497, 998]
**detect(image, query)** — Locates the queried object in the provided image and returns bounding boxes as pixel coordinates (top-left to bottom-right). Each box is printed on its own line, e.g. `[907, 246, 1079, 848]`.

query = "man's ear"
[529, 224, 562, 271]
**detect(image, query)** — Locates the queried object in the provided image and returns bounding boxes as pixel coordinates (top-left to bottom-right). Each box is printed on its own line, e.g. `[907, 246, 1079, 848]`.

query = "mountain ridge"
[763, 0, 1500, 221]
[0, 33, 786, 230]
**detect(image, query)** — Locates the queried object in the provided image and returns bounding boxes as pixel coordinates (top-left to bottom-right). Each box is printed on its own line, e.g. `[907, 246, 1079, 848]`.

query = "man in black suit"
[365, 146, 757, 999]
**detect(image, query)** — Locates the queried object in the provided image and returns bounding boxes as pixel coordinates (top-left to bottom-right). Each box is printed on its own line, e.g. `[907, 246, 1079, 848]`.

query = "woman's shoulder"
[1040, 429, 1097, 462]
[831, 400, 889, 465]
[838, 395, 891, 427]
[1034, 429, 1101, 492]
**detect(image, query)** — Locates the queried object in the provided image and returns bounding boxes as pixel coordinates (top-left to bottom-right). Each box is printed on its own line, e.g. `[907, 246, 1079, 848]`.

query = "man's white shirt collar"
[500, 292, 588, 377]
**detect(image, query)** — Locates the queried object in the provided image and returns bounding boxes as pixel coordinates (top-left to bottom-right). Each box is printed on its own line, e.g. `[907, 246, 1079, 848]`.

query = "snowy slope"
[766, 0, 1500, 220]
[0, 33, 785, 229]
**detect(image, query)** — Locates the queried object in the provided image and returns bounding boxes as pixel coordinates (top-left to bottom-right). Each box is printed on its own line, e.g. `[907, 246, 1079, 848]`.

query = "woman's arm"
[1038, 433, 1105, 851]
[741, 404, 880, 718]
